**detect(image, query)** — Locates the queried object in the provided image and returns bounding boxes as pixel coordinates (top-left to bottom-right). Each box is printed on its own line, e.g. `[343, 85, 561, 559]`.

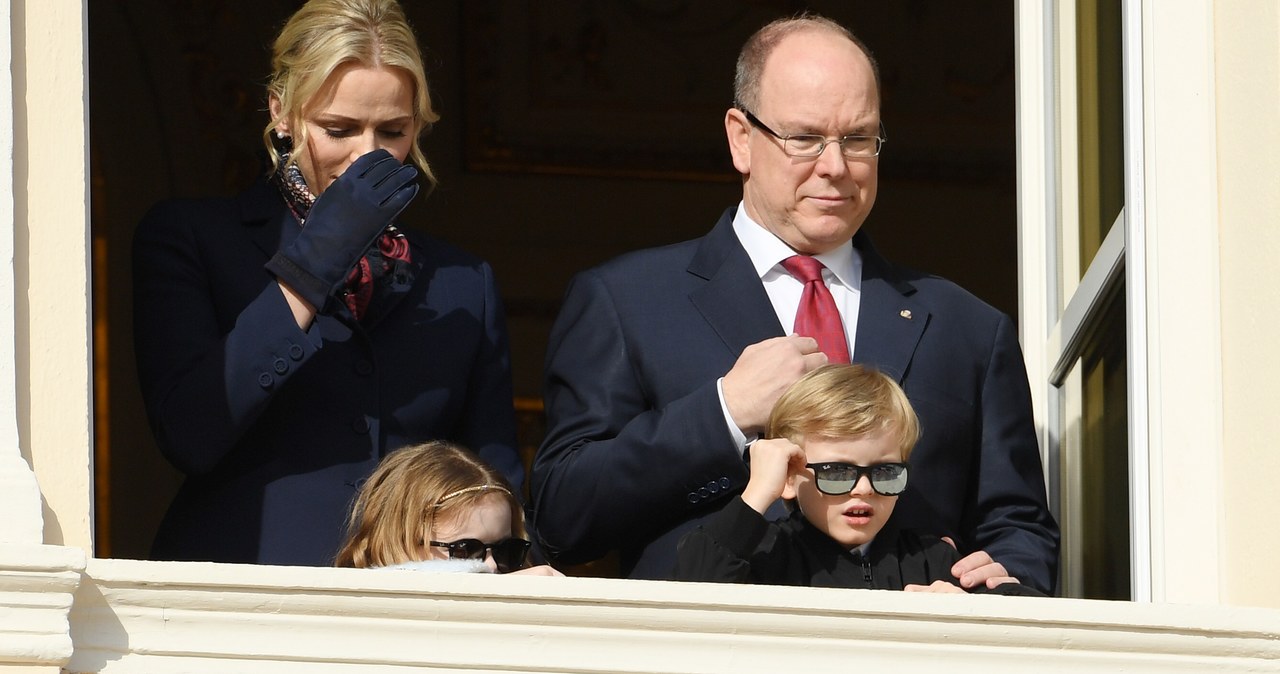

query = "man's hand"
[948, 543, 1021, 589]
[740, 438, 807, 514]
[722, 335, 827, 435]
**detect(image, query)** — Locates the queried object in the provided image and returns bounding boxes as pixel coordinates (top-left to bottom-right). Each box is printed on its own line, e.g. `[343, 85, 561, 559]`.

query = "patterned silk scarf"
[272, 157, 414, 321]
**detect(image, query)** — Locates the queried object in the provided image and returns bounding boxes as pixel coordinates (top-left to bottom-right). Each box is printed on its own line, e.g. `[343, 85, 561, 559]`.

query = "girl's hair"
[334, 441, 525, 568]
[262, 0, 439, 183]
[767, 364, 919, 461]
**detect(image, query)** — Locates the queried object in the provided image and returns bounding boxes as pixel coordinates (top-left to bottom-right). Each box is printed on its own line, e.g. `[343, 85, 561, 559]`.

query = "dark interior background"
[89, 0, 1017, 561]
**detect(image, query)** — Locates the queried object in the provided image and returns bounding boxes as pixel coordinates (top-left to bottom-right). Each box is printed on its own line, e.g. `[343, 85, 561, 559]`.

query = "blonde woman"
[133, 0, 521, 565]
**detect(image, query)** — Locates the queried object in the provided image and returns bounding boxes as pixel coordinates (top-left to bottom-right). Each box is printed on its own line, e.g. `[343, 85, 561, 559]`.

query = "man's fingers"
[951, 550, 1010, 589]
[801, 351, 829, 370]
[951, 550, 994, 575]
[785, 334, 822, 353]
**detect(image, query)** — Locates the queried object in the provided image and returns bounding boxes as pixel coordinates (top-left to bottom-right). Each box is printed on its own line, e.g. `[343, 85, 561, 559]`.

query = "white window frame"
[1017, 0, 1223, 604]
[1018, 0, 1146, 600]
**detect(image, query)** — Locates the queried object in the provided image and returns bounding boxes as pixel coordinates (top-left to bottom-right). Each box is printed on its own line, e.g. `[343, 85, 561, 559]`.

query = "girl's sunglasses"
[805, 461, 909, 496]
[428, 537, 531, 573]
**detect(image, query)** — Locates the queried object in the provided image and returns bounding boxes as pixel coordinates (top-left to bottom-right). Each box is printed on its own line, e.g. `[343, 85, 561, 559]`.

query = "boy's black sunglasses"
[805, 462, 910, 496]
[429, 537, 531, 573]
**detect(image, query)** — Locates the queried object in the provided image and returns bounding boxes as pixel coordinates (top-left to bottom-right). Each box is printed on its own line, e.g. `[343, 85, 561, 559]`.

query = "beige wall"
[15, 0, 93, 551]
[1215, 1, 1280, 608]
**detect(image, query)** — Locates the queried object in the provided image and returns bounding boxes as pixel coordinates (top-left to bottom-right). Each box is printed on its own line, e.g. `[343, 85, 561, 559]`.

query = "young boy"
[673, 364, 1039, 595]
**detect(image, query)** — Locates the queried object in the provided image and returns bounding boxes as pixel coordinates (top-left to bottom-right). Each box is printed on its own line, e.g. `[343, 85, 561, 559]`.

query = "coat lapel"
[852, 231, 928, 383]
[358, 228, 422, 330]
[237, 178, 416, 330]
[688, 208, 785, 356]
[239, 178, 293, 260]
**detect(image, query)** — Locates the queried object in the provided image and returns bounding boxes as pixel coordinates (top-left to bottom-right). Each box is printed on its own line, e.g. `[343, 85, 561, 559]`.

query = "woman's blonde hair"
[263, 0, 439, 183]
[767, 364, 919, 461]
[334, 441, 525, 568]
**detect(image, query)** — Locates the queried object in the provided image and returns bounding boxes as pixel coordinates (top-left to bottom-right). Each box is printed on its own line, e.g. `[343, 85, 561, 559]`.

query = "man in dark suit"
[530, 14, 1059, 593]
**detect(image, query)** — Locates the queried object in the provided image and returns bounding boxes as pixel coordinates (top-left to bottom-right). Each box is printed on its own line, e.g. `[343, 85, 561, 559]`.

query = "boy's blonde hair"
[334, 441, 524, 568]
[767, 364, 919, 461]
[264, 0, 439, 183]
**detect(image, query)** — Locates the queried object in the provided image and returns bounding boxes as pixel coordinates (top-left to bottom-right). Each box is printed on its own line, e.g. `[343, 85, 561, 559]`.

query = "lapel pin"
[899, 309, 912, 320]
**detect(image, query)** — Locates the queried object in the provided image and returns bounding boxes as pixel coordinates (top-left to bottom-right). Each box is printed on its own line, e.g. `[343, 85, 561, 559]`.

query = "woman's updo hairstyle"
[263, 0, 439, 184]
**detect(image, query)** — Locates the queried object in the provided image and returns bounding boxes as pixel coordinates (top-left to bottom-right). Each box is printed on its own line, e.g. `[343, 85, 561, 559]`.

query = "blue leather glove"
[266, 149, 419, 313]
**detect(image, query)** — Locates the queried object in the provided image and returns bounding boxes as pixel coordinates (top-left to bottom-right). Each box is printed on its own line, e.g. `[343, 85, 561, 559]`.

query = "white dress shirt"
[717, 202, 863, 452]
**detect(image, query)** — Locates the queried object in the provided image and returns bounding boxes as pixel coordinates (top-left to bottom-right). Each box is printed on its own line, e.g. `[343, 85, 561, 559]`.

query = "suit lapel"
[852, 231, 928, 383]
[688, 208, 785, 356]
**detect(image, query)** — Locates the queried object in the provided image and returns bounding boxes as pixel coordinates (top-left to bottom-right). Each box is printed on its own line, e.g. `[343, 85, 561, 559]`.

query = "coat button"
[687, 492, 699, 503]
[707, 480, 720, 494]
[288, 343, 304, 360]
[273, 357, 289, 374]
[257, 373, 273, 388]
[719, 477, 731, 490]
[354, 360, 374, 376]
[697, 487, 710, 499]
[351, 418, 370, 434]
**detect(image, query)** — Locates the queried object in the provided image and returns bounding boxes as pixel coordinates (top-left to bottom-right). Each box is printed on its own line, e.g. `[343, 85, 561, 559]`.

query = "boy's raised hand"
[741, 438, 807, 514]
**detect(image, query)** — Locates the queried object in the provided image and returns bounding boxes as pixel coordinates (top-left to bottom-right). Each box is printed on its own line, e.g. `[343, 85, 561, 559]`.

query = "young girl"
[335, 441, 561, 575]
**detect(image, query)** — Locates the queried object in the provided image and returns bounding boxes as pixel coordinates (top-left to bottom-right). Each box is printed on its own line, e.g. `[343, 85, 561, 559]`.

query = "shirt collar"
[732, 202, 861, 289]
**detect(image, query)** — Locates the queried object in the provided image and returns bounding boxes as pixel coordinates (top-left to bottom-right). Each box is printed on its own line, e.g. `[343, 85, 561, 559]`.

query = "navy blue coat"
[531, 207, 1059, 593]
[133, 179, 522, 566]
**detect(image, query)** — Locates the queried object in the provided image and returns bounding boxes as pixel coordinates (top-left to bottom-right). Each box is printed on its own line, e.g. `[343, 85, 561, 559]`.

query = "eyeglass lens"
[740, 108, 883, 158]
[808, 462, 909, 496]
[430, 537, 531, 573]
[785, 135, 881, 158]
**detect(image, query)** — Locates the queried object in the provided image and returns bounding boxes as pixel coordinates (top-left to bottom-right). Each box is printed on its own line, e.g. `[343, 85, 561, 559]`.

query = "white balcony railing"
[4, 544, 1278, 673]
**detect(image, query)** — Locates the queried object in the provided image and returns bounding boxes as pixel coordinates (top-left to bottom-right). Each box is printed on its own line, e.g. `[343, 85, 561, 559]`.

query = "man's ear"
[725, 108, 752, 175]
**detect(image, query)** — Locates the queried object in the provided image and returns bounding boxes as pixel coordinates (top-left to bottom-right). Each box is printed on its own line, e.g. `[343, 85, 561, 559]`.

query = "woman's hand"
[265, 149, 418, 314]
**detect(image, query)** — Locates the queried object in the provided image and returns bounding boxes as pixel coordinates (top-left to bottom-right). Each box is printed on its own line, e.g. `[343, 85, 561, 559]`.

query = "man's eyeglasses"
[806, 462, 909, 496]
[428, 537, 531, 573]
[740, 108, 885, 159]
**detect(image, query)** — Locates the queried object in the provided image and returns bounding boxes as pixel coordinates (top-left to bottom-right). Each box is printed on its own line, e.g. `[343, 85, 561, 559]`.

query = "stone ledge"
[0, 544, 86, 667]
[50, 557, 1280, 673]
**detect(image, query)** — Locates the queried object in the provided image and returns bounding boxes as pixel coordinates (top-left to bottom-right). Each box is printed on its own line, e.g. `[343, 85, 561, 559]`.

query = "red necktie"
[782, 255, 850, 363]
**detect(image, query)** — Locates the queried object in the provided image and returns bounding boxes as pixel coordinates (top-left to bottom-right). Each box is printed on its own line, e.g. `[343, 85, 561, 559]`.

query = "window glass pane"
[1077, 286, 1129, 600]
[1076, 0, 1124, 277]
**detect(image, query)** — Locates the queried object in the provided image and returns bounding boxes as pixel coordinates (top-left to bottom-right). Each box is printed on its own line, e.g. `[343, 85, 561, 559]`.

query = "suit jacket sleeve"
[969, 313, 1059, 592]
[531, 270, 750, 564]
[132, 200, 322, 476]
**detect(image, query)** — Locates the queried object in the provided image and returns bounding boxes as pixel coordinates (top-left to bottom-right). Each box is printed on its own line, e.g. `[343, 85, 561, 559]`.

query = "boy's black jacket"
[673, 496, 1045, 596]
